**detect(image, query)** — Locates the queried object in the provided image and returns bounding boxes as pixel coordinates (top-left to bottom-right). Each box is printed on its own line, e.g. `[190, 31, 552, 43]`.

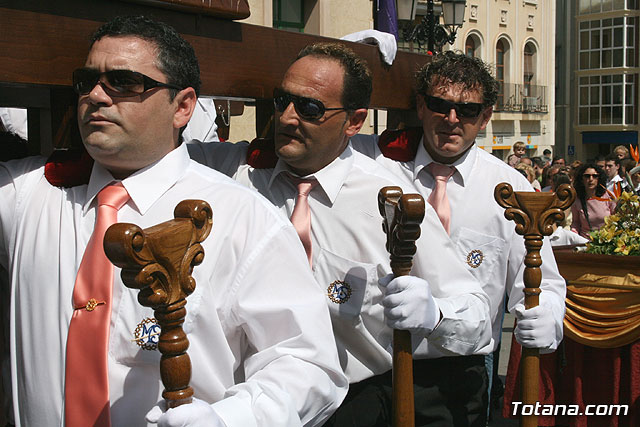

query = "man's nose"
[279, 101, 299, 123]
[87, 82, 113, 106]
[445, 107, 459, 123]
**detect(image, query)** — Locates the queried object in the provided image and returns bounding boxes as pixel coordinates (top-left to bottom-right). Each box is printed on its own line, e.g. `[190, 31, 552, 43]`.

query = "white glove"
[378, 274, 441, 335]
[340, 29, 397, 65]
[514, 303, 556, 350]
[146, 397, 226, 427]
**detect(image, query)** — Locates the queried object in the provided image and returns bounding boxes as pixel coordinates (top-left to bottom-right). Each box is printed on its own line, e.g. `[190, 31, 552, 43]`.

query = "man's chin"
[435, 143, 465, 158]
[275, 139, 302, 158]
[427, 139, 474, 163]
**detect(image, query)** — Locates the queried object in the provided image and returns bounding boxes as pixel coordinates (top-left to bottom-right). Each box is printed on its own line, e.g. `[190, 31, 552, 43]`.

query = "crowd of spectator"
[505, 142, 640, 244]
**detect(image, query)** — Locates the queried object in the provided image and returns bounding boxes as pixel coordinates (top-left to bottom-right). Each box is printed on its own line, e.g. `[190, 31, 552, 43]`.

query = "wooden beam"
[0, 1, 430, 110]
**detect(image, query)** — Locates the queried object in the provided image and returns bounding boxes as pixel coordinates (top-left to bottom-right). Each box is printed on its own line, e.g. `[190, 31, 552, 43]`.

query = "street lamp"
[397, 0, 467, 53]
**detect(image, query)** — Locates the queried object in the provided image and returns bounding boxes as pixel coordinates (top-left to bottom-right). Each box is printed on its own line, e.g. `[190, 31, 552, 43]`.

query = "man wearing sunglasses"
[189, 43, 492, 426]
[0, 15, 349, 427]
[351, 51, 566, 421]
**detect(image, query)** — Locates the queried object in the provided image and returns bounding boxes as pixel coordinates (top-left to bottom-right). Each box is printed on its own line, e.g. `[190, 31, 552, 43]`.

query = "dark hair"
[415, 50, 499, 107]
[531, 156, 545, 168]
[297, 43, 372, 111]
[90, 15, 201, 98]
[604, 153, 620, 165]
[620, 158, 637, 175]
[574, 162, 608, 228]
[543, 149, 551, 155]
[552, 171, 571, 191]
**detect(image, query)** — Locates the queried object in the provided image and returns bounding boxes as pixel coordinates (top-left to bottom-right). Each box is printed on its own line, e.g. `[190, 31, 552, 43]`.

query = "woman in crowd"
[571, 163, 617, 238]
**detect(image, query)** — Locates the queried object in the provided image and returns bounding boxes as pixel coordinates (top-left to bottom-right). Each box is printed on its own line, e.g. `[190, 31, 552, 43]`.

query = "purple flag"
[376, 0, 399, 40]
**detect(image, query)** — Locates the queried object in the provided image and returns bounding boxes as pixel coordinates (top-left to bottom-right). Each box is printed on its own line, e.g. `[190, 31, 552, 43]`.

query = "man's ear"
[344, 108, 368, 137]
[479, 106, 493, 130]
[173, 87, 197, 130]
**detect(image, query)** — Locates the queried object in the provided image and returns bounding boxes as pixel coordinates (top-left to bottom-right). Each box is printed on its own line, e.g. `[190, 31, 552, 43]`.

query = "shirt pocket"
[109, 287, 162, 367]
[452, 226, 506, 287]
[314, 248, 380, 325]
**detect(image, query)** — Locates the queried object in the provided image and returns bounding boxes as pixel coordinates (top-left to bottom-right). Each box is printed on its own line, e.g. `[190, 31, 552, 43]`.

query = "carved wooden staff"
[494, 183, 575, 427]
[104, 199, 213, 408]
[378, 186, 425, 427]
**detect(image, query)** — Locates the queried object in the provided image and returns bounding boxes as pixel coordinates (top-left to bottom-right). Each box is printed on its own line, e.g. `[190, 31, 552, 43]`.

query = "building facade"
[433, 0, 556, 160]
[556, 0, 639, 162]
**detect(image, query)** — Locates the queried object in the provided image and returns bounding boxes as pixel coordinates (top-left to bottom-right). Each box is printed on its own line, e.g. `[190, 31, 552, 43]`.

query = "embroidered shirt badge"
[466, 249, 484, 268]
[133, 317, 160, 351]
[327, 280, 352, 304]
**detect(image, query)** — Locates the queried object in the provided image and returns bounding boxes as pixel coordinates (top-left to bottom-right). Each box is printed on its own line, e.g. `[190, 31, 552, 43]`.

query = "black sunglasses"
[73, 68, 183, 98]
[424, 95, 485, 118]
[583, 173, 599, 179]
[273, 88, 347, 120]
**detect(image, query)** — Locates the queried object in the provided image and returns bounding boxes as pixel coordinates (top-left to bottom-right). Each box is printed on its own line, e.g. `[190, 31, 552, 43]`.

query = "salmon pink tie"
[427, 163, 455, 235]
[65, 183, 129, 427]
[289, 178, 318, 267]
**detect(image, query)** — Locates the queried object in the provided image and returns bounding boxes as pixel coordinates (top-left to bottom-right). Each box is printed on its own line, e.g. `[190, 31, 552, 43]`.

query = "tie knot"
[288, 176, 318, 197]
[97, 183, 130, 211]
[428, 163, 455, 182]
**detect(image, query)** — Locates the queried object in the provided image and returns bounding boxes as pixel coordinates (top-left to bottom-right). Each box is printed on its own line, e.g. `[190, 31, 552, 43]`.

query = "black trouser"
[324, 355, 488, 427]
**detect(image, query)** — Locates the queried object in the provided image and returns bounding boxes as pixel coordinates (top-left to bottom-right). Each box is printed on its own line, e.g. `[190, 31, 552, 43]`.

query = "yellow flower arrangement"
[587, 192, 640, 256]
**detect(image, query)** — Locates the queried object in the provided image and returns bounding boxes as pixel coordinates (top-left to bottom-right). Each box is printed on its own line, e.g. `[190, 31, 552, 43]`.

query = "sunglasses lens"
[73, 69, 146, 96]
[426, 96, 451, 115]
[73, 68, 99, 95]
[295, 99, 324, 120]
[426, 95, 483, 118]
[104, 70, 145, 95]
[273, 94, 290, 112]
[457, 104, 483, 118]
[273, 89, 325, 120]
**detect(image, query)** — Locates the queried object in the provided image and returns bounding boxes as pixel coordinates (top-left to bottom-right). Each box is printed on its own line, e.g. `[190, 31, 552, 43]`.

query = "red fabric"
[44, 148, 93, 187]
[246, 138, 278, 169]
[377, 127, 422, 162]
[503, 328, 640, 426]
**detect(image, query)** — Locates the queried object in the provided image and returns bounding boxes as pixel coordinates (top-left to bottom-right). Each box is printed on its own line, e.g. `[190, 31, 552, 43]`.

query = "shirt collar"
[270, 143, 355, 205]
[414, 137, 477, 186]
[85, 143, 190, 215]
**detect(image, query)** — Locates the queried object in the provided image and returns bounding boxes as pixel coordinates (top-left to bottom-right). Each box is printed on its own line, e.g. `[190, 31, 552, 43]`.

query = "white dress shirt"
[0, 143, 347, 427]
[606, 174, 626, 194]
[350, 135, 567, 353]
[0, 108, 27, 140]
[189, 141, 492, 383]
[182, 98, 219, 143]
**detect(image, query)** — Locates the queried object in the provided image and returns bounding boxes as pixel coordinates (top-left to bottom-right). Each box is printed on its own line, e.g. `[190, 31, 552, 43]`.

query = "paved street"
[488, 312, 518, 426]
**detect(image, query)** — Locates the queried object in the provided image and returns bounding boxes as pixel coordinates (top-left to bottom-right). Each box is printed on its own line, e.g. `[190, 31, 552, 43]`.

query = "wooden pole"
[104, 199, 213, 408]
[494, 183, 575, 427]
[378, 186, 426, 427]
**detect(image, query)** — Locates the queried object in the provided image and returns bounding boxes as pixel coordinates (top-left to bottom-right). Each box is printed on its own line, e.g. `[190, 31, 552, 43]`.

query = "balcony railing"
[494, 83, 548, 113]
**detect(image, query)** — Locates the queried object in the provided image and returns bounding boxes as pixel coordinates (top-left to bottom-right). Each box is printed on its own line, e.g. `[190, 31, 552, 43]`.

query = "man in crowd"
[0, 16, 348, 426]
[553, 156, 566, 167]
[531, 157, 545, 186]
[351, 51, 566, 418]
[604, 153, 627, 194]
[189, 42, 492, 426]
